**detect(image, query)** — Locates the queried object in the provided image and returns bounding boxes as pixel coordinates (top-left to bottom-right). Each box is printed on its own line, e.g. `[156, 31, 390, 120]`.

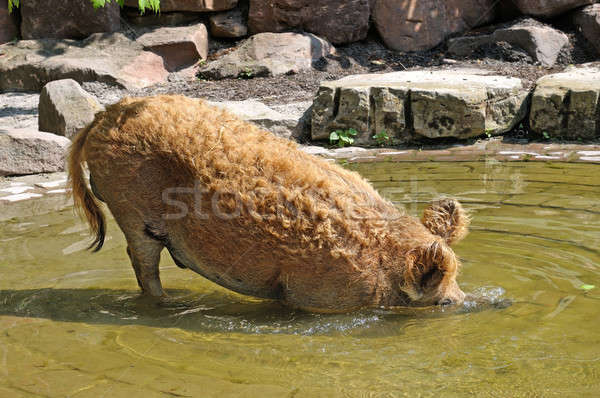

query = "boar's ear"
[421, 198, 470, 245]
[400, 241, 459, 300]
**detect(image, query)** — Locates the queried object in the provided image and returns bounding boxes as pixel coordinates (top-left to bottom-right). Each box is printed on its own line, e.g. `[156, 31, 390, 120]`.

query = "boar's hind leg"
[125, 234, 165, 297]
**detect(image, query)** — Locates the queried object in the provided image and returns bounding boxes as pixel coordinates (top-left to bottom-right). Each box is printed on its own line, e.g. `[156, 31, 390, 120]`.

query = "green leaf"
[329, 131, 339, 141]
[8, 0, 19, 13]
[580, 284, 595, 291]
[348, 128, 358, 136]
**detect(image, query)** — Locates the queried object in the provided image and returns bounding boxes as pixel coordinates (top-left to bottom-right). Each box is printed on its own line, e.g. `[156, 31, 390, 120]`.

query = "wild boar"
[68, 95, 469, 313]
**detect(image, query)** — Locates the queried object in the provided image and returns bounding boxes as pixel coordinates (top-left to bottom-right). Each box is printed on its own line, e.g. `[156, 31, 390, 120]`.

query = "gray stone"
[248, 0, 369, 45]
[0, 0, 18, 44]
[512, 0, 594, 18]
[20, 0, 120, 40]
[571, 5, 600, 55]
[311, 69, 529, 144]
[208, 99, 311, 140]
[137, 23, 208, 71]
[530, 64, 600, 140]
[210, 8, 248, 38]
[199, 32, 333, 79]
[0, 127, 70, 176]
[373, 0, 497, 52]
[38, 79, 103, 139]
[448, 19, 569, 66]
[124, 0, 237, 12]
[0, 33, 170, 92]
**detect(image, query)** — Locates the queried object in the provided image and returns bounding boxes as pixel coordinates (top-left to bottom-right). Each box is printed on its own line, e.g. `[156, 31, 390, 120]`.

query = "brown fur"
[68, 95, 469, 312]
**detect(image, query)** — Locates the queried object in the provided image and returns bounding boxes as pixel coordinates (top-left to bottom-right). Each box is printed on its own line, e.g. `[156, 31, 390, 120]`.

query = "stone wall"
[2, 0, 600, 52]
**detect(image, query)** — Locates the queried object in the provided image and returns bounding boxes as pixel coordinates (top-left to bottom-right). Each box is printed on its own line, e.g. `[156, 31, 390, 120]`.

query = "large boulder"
[20, 0, 120, 40]
[530, 64, 600, 140]
[198, 32, 333, 79]
[0, 127, 70, 176]
[137, 23, 208, 71]
[0, 33, 171, 91]
[448, 19, 569, 66]
[571, 5, 600, 55]
[0, 0, 18, 44]
[312, 69, 530, 144]
[373, 0, 497, 52]
[210, 8, 248, 38]
[124, 0, 237, 12]
[248, 0, 369, 45]
[512, 0, 594, 18]
[38, 79, 103, 139]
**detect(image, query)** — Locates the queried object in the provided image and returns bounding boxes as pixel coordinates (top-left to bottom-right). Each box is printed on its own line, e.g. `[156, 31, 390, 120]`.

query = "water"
[0, 161, 599, 397]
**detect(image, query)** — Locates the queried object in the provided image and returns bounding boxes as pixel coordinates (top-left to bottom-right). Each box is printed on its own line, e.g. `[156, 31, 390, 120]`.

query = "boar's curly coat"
[68, 95, 469, 312]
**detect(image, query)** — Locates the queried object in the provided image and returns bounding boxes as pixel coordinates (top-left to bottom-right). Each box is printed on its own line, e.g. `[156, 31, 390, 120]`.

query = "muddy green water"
[1, 161, 599, 397]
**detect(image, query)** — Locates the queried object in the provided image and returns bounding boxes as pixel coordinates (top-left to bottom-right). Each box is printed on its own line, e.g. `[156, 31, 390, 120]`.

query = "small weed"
[485, 128, 494, 138]
[542, 131, 550, 140]
[372, 130, 391, 146]
[330, 128, 358, 148]
[238, 67, 254, 79]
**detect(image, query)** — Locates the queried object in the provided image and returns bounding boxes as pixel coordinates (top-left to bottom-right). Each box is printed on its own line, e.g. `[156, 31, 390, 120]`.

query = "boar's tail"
[67, 123, 106, 252]
[421, 198, 470, 246]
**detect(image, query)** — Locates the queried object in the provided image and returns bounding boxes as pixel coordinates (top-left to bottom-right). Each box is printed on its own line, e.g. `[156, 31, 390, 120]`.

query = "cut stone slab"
[210, 8, 248, 38]
[208, 99, 311, 140]
[198, 32, 333, 79]
[571, 5, 600, 55]
[373, 0, 497, 52]
[137, 23, 208, 71]
[0, 127, 71, 176]
[530, 64, 600, 140]
[248, 0, 369, 45]
[38, 79, 104, 139]
[0, 0, 18, 44]
[512, 0, 594, 18]
[20, 0, 120, 40]
[124, 0, 237, 12]
[0, 33, 170, 92]
[448, 19, 569, 66]
[312, 69, 530, 144]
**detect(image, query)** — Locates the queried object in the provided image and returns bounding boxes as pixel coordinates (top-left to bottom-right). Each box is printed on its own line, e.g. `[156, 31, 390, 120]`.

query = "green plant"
[329, 128, 358, 148]
[484, 128, 494, 138]
[238, 67, 254, 79]
[542, 131, 550, 140]
[8, 0, 160, 13]
[372, 130, 390, 146]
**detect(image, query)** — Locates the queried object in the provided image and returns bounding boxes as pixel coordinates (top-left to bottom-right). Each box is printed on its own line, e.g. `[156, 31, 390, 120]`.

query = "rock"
[137, 23, 208, 71]
[248, 0, 369, 45]
[0, 33, 170, 92]
[311, 69, 529, 144]
[0, 127, 70, 176]
[208, 99, 311, 140]
[530, 64, 600, 140]
[571, 5, 600, 55]
[122, 8, 203, 27]
[38, 79, 103, 139]
[198, 32, 333, 79]
[20, 0, 120, 40]
[512, 0, 594, 18]
[373, 0, 497, 52]
[0, 0, 18, 44]
[448, 19, 569, 66]
[124, 0, 237, 12]
[210, 8, 248, 38]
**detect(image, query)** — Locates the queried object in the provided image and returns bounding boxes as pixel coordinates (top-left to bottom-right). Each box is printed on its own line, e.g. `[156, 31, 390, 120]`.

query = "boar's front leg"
[125, 233, 165, 297]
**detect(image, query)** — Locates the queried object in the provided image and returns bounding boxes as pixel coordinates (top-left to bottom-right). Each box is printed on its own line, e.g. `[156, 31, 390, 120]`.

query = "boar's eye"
[421, 268, 443, 289]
